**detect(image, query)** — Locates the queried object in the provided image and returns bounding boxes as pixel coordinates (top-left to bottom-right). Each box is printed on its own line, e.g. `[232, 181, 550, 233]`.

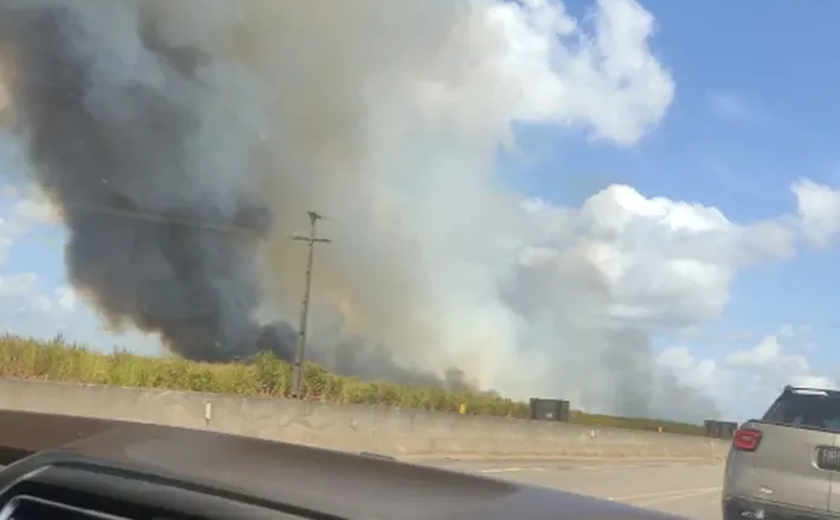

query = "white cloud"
[12, 190, 59, 226]
[792, 178, 840, 246]
[487, 183, 803, 420]
[657, 325, 837, 420]
[726, 334, 834, 389]
[520, 184, 794, 330]
[0, 272, 67, 327]
[470, 0, 675, 145]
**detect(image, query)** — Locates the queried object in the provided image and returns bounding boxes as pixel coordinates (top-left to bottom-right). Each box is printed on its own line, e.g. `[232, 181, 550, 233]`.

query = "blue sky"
[1, 0, 840, 421]
[513, 0, 840, 209]
[499, 0, 840, 416]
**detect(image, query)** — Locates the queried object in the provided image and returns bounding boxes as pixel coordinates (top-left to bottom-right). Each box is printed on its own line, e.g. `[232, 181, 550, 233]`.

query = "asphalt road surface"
[423, 458, 724, 520]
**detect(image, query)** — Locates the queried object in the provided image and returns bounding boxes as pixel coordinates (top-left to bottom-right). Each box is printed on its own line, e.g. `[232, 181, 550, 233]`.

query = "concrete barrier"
[0, 378, 729, 460]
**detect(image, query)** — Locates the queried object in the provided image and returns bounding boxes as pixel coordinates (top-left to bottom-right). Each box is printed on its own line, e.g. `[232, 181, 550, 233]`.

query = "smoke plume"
[0, 0, 718, 420]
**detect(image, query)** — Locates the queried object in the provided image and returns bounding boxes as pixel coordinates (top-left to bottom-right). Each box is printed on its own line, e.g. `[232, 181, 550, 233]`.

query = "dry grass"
[0, 334, 706, 436]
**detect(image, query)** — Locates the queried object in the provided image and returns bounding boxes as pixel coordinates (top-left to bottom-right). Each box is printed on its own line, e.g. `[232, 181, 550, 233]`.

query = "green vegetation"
[0, 334, 705, 436]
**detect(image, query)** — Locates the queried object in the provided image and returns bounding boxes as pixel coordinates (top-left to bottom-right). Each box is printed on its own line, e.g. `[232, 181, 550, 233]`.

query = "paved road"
[422, 459, 724, 520]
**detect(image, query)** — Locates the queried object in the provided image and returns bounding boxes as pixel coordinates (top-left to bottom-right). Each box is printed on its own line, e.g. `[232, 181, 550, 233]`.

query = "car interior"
[0, 410, 682, 520]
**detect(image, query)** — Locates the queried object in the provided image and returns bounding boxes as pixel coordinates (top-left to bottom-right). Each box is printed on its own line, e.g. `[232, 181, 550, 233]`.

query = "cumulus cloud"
[475, 0, 674, 144]
[726, 334, 835, 390]
[566, 185, 794, 328]
[792, 179, 840, 246]
[657, 325, 837, 421]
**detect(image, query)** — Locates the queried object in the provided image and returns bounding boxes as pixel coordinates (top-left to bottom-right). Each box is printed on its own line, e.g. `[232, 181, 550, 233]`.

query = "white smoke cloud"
[235, 0, 678, 398]
[0, 0, 811, 422]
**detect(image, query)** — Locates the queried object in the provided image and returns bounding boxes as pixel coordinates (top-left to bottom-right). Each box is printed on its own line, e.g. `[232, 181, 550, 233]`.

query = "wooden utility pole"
[289, 210, 330, 399]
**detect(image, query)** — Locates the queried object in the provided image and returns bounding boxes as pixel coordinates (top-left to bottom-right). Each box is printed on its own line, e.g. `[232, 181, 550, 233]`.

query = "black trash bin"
[529, 398, 571, 422]
[718, 421, 737, 439]
[704, 419, 721, 438]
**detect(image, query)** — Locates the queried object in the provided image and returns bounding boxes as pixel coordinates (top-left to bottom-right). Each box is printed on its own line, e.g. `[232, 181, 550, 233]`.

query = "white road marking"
[635, 488, 721, 507]
[610, 486, 722, 507]
[475, 467, 546, 474]
[471, 461, 692, 474]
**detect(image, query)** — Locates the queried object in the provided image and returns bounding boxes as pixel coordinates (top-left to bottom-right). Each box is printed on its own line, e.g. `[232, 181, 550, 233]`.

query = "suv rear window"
[763, 393, 840, 432]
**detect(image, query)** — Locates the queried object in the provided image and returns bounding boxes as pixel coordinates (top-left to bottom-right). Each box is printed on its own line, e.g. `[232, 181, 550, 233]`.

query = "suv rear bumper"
[724, 497, 840, 520]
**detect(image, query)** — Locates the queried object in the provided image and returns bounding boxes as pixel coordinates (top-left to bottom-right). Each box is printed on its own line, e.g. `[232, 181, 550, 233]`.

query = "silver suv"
[723, 385, 840, 520]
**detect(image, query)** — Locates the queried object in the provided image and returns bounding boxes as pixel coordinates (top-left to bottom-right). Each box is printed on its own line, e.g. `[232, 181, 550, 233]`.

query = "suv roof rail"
[783, 385, 840, 396]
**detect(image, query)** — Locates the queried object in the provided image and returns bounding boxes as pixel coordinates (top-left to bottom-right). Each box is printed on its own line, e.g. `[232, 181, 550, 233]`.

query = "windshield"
[764, 393, 840, 432]
[0, 1, 834, 510]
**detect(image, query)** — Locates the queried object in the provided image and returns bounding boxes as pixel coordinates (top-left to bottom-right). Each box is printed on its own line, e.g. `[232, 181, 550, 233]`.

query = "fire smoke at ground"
[0, 0, 718, 420]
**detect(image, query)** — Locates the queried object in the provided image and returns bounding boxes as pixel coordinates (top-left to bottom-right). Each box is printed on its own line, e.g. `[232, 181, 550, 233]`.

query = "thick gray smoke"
[0, 0, 720, 420]
[0, 0, 496, 384]
[0, 0, 278, 361]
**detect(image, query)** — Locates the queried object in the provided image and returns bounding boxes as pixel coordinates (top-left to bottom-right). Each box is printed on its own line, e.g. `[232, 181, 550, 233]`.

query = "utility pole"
[289, 210, 330, 399]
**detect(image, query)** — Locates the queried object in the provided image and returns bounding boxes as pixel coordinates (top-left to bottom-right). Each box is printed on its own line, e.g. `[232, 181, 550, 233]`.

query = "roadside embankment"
[0, 378, 729, 460]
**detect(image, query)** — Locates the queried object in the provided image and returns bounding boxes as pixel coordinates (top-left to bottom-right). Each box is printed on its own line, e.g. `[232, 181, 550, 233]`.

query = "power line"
[54, 200, 263, 236]
[289, 210, 331, 399]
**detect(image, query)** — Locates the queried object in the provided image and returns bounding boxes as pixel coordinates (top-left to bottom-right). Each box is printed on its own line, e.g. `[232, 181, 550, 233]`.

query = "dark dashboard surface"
[0, 410, 686, 520]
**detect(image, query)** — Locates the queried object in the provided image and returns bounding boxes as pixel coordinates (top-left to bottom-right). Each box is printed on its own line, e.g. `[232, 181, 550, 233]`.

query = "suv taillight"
[733, 428, 762, 451]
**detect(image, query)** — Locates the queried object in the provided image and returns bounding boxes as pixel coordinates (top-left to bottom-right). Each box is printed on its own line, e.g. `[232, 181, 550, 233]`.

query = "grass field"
[0, 333, 707, 436]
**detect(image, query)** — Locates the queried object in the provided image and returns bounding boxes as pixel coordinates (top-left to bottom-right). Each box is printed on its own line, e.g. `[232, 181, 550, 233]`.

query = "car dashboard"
[0, 459, 310, 520]
[0, 410, 685, 520]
